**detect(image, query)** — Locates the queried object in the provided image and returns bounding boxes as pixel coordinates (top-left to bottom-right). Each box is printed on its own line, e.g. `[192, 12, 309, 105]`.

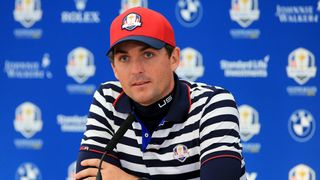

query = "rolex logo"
[74, 0, 87, 11]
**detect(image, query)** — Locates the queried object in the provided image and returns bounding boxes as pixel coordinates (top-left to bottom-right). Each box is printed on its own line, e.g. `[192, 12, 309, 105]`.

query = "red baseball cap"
[107, 7, 176, 56]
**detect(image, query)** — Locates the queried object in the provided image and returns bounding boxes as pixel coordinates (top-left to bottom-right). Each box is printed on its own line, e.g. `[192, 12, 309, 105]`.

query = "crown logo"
[74, 0, 87, 11]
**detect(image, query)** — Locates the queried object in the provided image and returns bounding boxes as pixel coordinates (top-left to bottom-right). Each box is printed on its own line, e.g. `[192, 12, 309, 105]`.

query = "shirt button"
[144, 133, 149, 138]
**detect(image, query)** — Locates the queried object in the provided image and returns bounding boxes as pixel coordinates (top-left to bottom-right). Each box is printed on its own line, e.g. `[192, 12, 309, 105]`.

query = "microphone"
[96, 114, 135, 180]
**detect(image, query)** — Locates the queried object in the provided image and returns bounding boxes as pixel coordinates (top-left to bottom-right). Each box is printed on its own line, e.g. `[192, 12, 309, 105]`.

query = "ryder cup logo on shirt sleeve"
[175, 47, 204, 82]
[66, 47, 95, 84]
[289, 164, 316, 180]
[122, 13, 142, 31]
[15, 162, 42, 180]
[288, 109, 315, 142]
[286, 48, 317, 85]
[14, 102, 43, 139]
[13, 0, 42, 28]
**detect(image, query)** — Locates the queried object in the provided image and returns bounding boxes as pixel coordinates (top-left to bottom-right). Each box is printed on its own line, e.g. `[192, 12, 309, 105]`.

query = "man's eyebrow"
[114, 44, 153, 55]
[140, 46, 153, 52]
[114, 49, 127, 54]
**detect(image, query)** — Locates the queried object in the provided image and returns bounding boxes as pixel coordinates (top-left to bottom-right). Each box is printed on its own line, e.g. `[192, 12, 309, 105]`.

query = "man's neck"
[132, 89, 174, 118]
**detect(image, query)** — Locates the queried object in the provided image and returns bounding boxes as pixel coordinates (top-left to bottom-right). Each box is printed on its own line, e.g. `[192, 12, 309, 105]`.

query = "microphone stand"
[96, 114, 135, 180]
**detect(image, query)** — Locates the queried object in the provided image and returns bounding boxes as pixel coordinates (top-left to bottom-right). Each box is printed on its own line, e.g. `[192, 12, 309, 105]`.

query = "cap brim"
[107, 36, 166, 56]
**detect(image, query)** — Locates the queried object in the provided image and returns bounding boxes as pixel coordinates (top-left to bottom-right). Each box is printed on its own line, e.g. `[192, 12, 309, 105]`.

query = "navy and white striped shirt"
[77, 77, 246, 179]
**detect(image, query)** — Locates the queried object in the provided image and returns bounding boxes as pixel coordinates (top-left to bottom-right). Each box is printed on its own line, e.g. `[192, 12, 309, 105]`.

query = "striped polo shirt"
[78, 77, 246, 179]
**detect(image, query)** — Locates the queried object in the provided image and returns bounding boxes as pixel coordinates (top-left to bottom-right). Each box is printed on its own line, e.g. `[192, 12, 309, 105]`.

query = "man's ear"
[111, 63, 119, 80]
[170, 47, 180, 71]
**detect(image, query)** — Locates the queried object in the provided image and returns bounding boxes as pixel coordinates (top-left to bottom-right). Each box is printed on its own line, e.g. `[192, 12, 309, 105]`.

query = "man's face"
[111, 41, 180, 106]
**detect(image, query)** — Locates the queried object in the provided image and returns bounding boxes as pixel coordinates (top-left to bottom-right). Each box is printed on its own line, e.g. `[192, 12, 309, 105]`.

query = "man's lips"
[131, 81, 150, 86]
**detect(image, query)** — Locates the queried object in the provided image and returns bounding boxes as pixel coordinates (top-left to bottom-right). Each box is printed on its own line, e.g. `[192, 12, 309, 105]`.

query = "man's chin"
[132, 95, 153, 106]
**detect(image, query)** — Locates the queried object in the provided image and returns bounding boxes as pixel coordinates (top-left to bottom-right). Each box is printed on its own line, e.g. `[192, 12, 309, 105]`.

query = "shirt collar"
[113, 73, 191, 123]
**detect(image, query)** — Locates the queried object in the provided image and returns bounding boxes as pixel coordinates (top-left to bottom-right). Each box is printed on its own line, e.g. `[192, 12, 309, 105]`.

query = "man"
[75, 7, 246, 180]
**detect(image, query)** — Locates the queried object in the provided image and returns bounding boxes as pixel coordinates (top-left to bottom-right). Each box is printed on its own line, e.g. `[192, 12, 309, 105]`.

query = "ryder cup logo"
[66, 47, 95, 84]
[176, 47, 204, 81]
[120, 0, 148, 14]
[173, 144, 189, 162]
[16, 162, 42, 180]
[289, 164, 316, 180]
[238, 105, 260, 142]
[175, 0, 203, 27]
[230, 0, 260, 28]
[122, 13, 142, 31]
[288, 109, 315, 142]
[13, 0, 42, 28]
[286, 48, 317, 85]
[14, 102, 43, 139]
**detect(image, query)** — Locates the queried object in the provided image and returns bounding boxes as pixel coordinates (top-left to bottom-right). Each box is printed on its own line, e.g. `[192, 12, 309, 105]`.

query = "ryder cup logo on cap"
[173, 144, 189, 162]
[176, 47, 204, 82]
[120, 0, 148, 14]
[108, 7, 176, 55]
[238, 104, 260, 142]
[288, 109, 315, 142]
[66, 47, 95, 84]
[13, 0, 42, 28]
[122, 13, 142, 30]
[14, 102, 43, 139]
[175, 0, 203, 27]
[289, 164, 316, 180]
[230, 0, 260, 28]
[286, 48, 317, 85]
[16, 162, 42, 180]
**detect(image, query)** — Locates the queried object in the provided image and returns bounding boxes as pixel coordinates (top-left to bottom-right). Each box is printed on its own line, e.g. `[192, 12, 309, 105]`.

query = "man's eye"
[144, 52, 154, 58]
[119, 56, 129, 62]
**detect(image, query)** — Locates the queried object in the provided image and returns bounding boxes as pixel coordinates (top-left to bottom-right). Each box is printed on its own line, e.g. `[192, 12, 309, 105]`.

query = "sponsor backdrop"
[1, 0, 319, 179]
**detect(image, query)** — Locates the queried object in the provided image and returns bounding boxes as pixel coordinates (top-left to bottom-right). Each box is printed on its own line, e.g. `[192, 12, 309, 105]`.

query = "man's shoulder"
[98, 81, 123, 97]
[100, 81, 122, 88]
[181, 80, 230, 96]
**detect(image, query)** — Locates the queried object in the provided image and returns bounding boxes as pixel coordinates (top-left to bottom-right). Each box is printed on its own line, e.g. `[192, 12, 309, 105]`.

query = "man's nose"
[130, 59, 145, 74]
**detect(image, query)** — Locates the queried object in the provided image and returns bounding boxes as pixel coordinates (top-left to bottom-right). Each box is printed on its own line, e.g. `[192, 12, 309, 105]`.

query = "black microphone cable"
[96, 114, 135, 180]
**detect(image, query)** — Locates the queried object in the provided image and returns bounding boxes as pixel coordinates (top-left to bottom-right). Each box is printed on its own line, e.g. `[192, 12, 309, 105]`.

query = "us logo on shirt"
[173, 144, 189, 162]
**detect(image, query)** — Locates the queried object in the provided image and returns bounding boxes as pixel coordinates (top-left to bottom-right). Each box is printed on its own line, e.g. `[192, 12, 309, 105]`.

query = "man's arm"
[76, 149, 120, 173]
[201, 157, 241, 180]
[199, 88, 246, 179]
[75, 84, 122, 178]
[75, 159, 137, 180]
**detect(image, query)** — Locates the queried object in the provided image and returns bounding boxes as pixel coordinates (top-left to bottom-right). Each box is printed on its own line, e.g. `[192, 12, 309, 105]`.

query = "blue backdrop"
[1, 0, 319, 179]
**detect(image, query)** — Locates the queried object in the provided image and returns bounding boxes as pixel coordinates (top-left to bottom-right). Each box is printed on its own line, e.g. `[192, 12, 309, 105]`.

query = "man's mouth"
[132, 81, 150, 86]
